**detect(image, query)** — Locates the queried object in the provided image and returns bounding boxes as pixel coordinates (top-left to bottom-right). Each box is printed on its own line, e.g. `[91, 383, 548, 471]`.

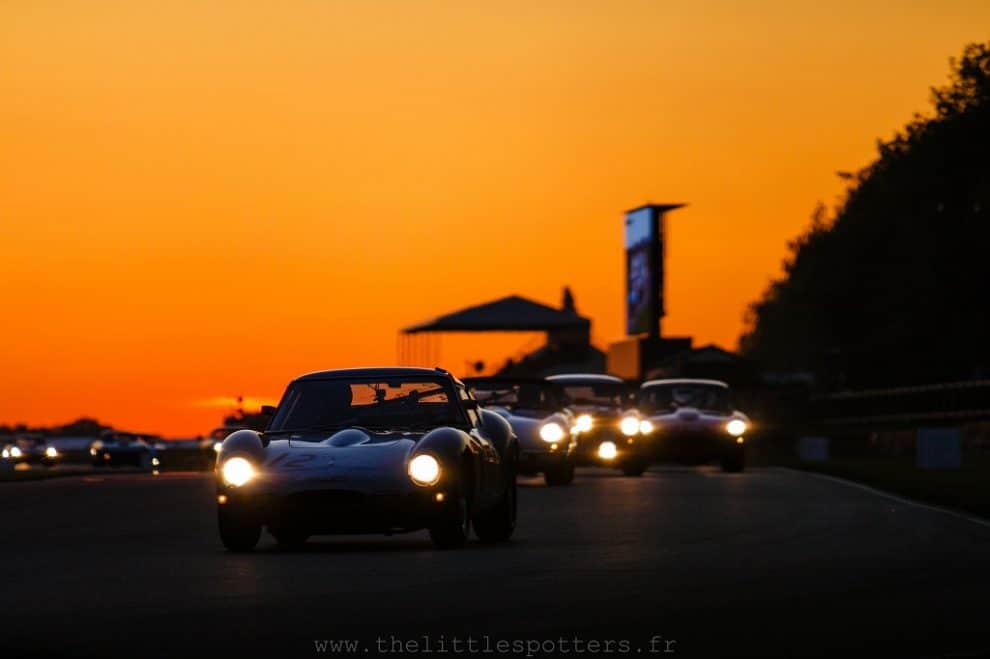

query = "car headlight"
[9, 446, 22, 458]
[45, 446, 58, 458]
[539, 422, 565, 443]
[1, 448, 8, 459]
[213, 441, 222, 453]
[620, 417, 640, 436]
[408, 454, 441, 486]
[726, 419, 747, 437]
[575, 414, 593, 432]
[221, 457, 256, 487]
[598, 441, 618, 460]
[639, 419, 654, 434]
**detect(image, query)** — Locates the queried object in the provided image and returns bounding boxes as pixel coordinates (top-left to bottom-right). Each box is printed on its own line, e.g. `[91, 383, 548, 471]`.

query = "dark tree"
[740, 42, 990, 388]
[53, 417, 111, 437]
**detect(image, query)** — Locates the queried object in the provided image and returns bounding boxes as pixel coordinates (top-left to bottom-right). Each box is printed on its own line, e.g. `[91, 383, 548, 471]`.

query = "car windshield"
[556, 382, 629, 407]
[640, 383, 732, 414]
[103, 433, 136, 445]
[469, 381, 564, 412]
[268, 376, 465, 435]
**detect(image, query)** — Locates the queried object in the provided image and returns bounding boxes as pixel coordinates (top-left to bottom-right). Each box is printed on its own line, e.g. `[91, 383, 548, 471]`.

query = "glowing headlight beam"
[213, 442, 222, 453]
[575, 414, 593, 433]
[221, 457, 256, 487]
[598, 441, 618, 460]
[9, 446, 22, 458]
[639, 419, 654, 434]
[408, 454, 441, 486]
[539, 422, 565, 443]
[726, 419, 748, 437]
[620, 417, 640, 437]
[45, 446, 58, 458]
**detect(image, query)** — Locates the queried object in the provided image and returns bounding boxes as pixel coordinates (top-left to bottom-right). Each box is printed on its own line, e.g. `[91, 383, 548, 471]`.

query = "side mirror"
[261, 405, 277, 416]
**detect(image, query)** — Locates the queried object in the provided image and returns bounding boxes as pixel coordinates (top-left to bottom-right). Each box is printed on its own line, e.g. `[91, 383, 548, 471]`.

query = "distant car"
[465, 377, 577, 486]
[1, 435, 61, 467]
[89, 431, 158, 470]
[214, 367, 518, 551]
[546, 374, 653, 476]
[638, 379, 749, 472]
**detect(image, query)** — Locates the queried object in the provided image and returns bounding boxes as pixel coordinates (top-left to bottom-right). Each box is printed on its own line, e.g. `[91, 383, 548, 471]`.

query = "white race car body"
[639, 379, 749, 471]
[464, 378, 577, 485]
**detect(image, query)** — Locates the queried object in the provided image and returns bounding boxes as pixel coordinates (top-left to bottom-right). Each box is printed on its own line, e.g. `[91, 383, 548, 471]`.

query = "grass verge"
[779, 455, 990, 520]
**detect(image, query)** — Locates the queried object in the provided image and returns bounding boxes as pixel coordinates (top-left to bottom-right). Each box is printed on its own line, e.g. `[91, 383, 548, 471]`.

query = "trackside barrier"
[916, 428, 962, 470]
[812, 380, 990, 428]
[797, 437, 830, 461]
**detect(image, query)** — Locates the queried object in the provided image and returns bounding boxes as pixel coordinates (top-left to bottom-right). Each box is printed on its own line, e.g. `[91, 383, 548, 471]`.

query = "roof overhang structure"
[402, 295, 590, 334]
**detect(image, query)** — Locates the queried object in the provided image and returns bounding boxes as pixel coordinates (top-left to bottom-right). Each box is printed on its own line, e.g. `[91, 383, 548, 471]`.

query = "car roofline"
[464, 377, 560, 386]
[293, 366, 461, 385]
[545, 373, 625, 384]
[640, 378, 729, 389]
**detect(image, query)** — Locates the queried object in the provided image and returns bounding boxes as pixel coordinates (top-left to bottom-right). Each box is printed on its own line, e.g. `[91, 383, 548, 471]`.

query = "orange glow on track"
[2, 1, 989, 434]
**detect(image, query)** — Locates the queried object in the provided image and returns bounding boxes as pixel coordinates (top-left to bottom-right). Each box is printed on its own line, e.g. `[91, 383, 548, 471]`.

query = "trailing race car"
[89, 431, 159, 470]
[546, 374, 653, 476]
[1, 435, 61, 467]
[638, 379, 750, 472]
[215, 367, 518, 551]
[465, 377, 577, 486]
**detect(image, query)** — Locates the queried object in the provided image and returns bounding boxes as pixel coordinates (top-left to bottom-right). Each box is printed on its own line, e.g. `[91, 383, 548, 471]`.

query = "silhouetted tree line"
[740, 42, 990, 390]
[0, 417, 110, 437]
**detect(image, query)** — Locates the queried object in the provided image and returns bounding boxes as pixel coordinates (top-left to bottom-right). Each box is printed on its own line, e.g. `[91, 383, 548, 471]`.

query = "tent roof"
[402, 295, 590, 334]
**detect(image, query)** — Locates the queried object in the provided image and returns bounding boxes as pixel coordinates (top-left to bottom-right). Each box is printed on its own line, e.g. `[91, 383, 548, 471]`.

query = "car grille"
[284, 490, 365, 508]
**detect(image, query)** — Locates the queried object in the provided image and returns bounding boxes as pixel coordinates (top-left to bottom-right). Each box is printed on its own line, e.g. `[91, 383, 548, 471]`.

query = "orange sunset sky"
[2, 1, 989, 435]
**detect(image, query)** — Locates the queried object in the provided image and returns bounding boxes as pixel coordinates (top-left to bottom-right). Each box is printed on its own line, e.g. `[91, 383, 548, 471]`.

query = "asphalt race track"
[2, 467, 988, 658]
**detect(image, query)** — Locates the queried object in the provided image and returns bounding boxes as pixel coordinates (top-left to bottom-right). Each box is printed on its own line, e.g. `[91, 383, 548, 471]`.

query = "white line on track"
[776, 466, 990, 530]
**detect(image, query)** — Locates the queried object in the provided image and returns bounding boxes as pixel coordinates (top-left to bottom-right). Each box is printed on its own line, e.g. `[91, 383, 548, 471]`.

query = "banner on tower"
[625, 206, 662, 336]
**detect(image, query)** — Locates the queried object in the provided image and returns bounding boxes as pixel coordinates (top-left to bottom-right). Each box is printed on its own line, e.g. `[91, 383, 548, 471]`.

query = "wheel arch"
[480, 409, 518, 463]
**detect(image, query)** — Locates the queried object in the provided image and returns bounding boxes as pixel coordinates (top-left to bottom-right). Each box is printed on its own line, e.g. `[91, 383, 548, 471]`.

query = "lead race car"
[546, 374, 654, 476]
[215, 367, 518, 551]
[638, 379, 750, 472]
[465, 377, 577, 486]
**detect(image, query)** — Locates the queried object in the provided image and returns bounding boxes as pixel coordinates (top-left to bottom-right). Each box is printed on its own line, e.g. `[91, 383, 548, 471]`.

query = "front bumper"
[518, 445, 574, 475]
[219, 484, 459, 534]
[650, 429, 743, 463]
[93, 450, 148, 467]
[575, 430, 652, 466]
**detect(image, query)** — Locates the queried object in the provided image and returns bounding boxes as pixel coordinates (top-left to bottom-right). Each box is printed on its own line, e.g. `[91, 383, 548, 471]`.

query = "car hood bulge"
[567, 404, 624, 417]
[258, 429, 423, 493]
